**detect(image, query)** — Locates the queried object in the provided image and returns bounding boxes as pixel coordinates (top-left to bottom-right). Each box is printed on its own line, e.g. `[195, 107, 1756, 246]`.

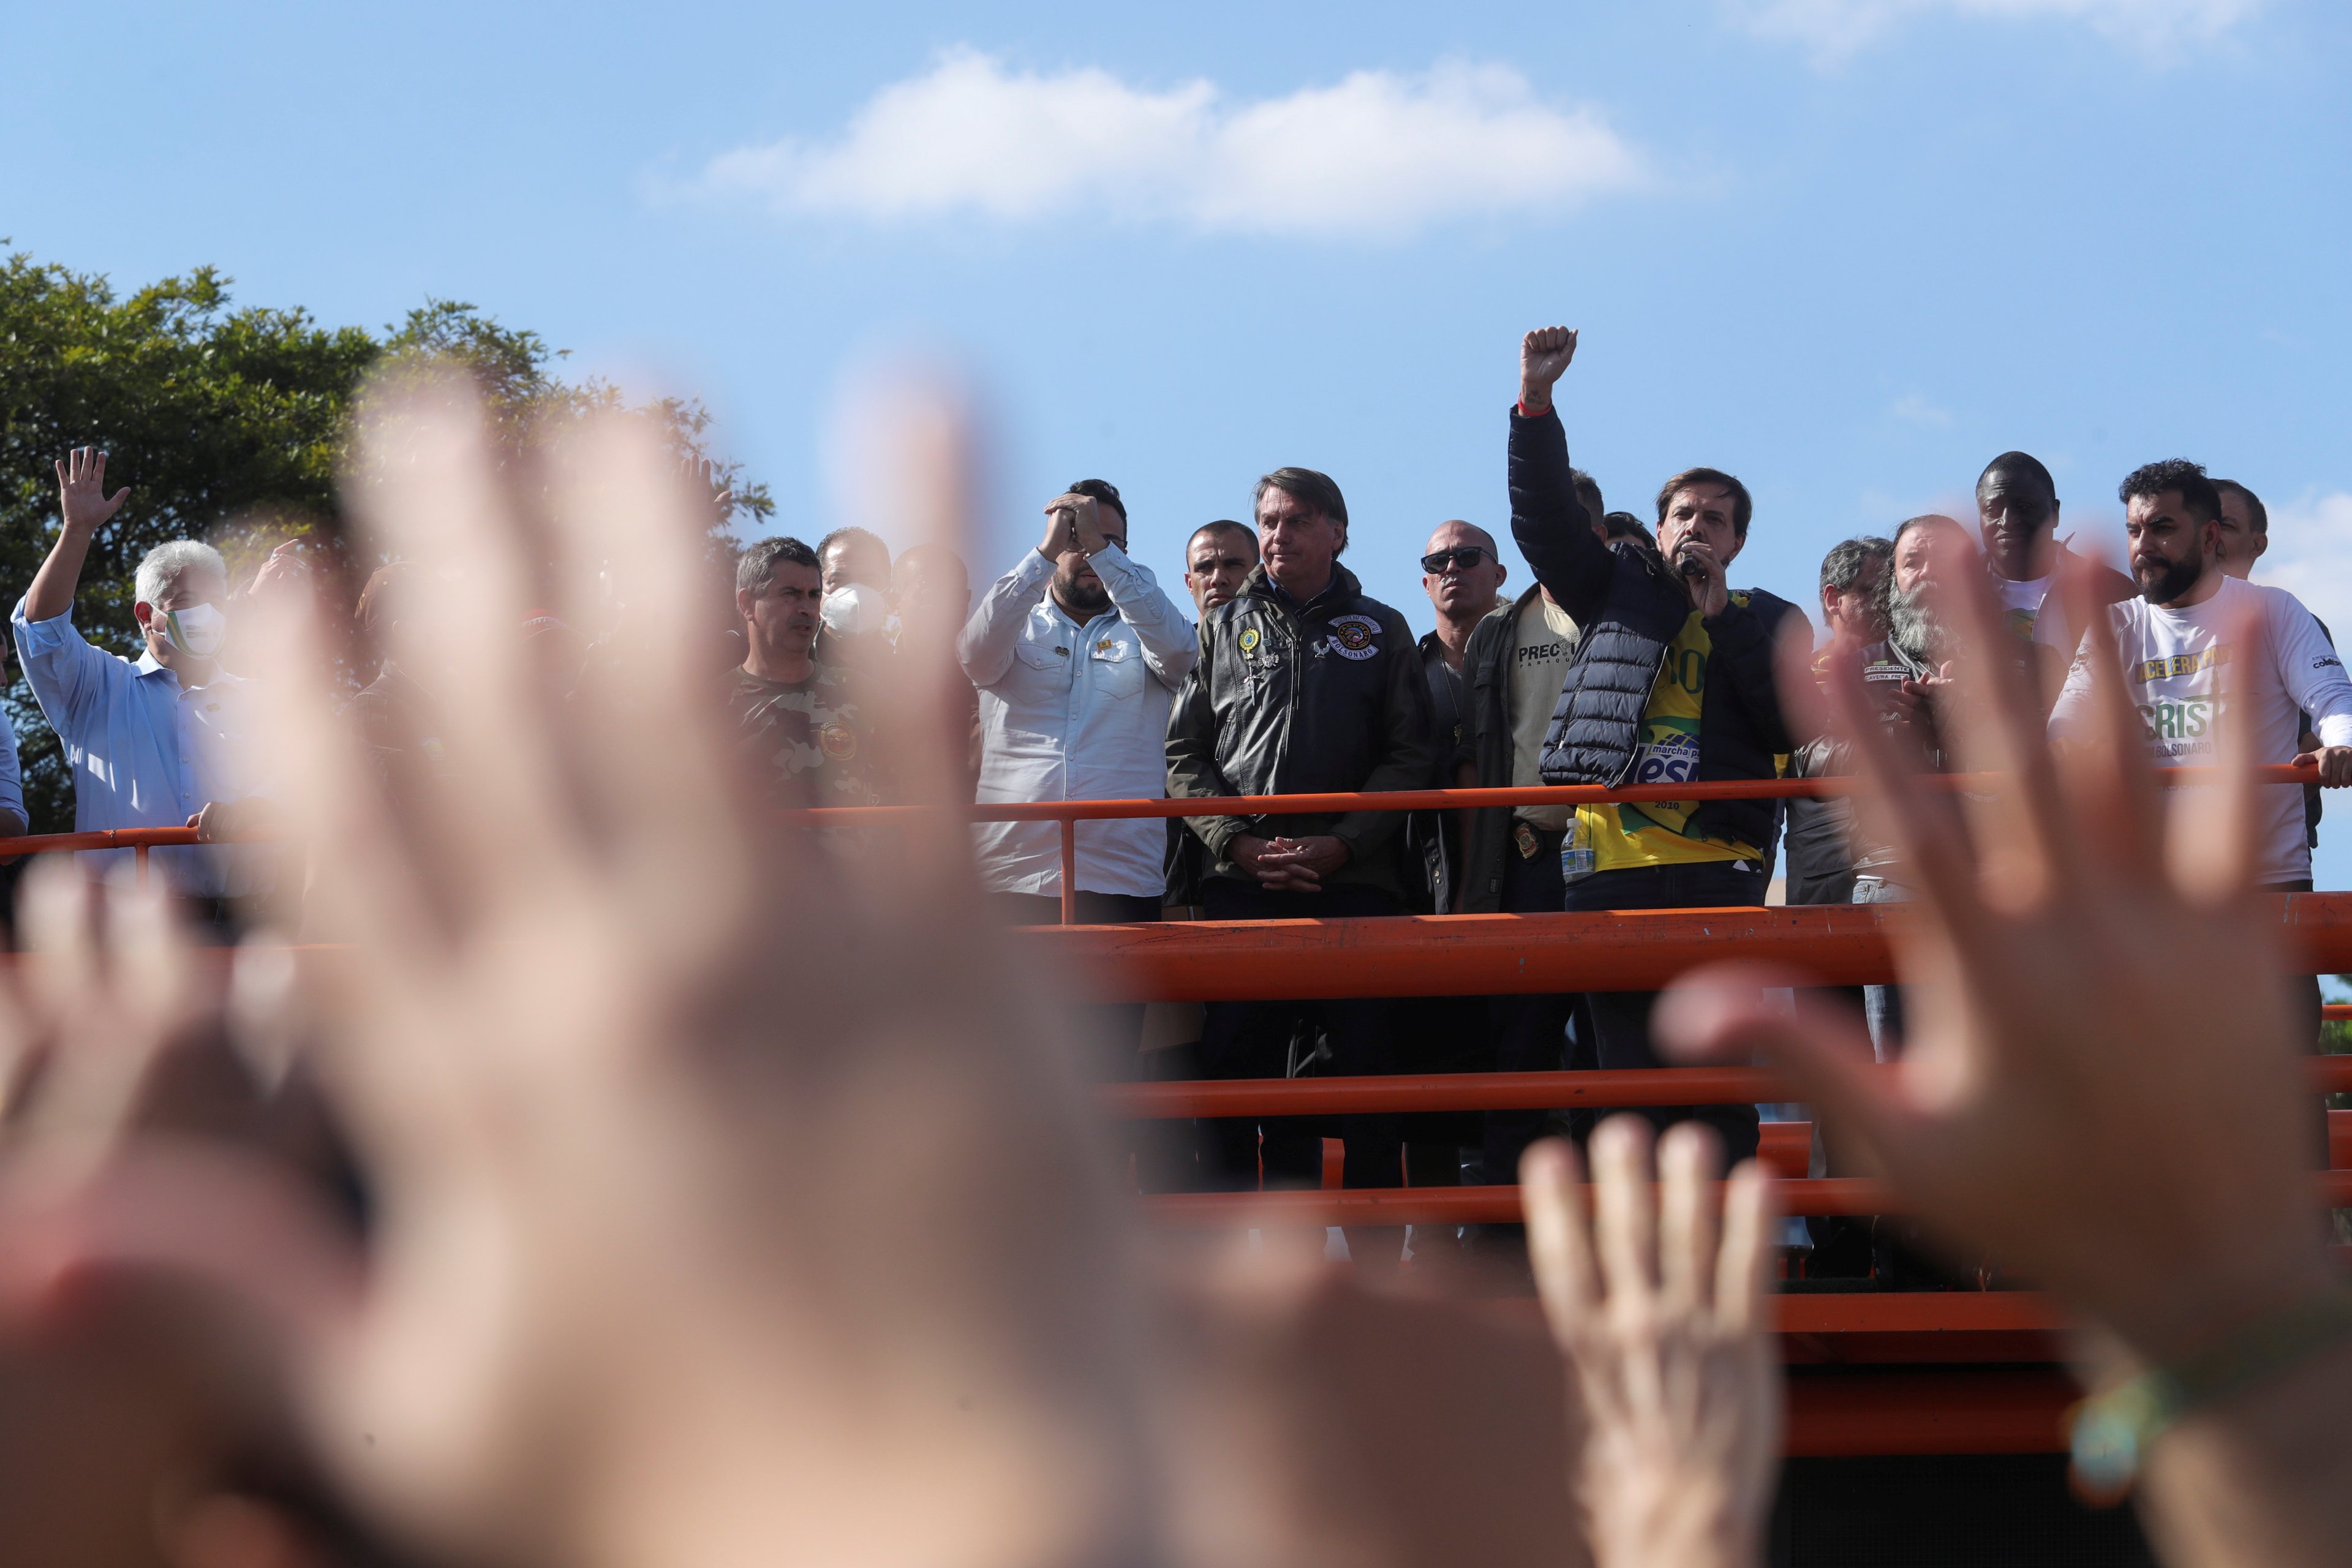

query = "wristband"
[2068, 1284, 2352, 1504]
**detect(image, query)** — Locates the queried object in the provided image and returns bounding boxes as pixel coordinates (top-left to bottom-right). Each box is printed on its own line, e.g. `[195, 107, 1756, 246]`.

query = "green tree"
[1, 249, 770, 832]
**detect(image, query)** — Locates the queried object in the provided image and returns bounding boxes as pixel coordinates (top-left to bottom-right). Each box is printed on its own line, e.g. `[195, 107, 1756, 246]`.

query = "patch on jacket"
[1238, 627, 1261, 655]
[1321, 614, 1382, 660]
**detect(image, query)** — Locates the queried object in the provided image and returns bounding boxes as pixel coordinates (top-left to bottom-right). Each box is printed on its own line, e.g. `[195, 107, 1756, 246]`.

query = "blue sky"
[9, 0, 2352, 870]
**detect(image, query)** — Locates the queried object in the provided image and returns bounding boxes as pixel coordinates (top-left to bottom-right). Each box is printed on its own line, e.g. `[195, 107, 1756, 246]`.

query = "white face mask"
[821, 582, 887, 637]
[161, 601, 228, 660]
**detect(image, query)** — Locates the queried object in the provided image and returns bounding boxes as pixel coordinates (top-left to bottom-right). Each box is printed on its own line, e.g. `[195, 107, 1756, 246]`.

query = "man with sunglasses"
[1507, 326, 1811, 1164]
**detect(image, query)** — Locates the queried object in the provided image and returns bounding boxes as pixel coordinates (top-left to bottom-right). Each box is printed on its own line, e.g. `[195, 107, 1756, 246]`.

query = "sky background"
[7, 0, 2352, 873]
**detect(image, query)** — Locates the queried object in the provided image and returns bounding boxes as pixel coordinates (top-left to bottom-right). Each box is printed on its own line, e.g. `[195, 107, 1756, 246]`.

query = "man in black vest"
[1506, 326, 1811, 1163]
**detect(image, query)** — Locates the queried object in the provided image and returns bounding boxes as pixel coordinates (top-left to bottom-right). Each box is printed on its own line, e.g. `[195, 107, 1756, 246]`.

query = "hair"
[1252, 467, 1349, 537]
[134, 540, 228, 608]
[2214, 478, 2268, 537]
[1602, 510, 1655, 546]
[1819, 535, 1893, 595]
[2119, 459, 2223, 526]
[1654, 468, 1754, 540]
[1066, 478, 1127, 525]
[1891, 513, 1967, 551]
[355, 560, 416, 636]
[1570, 468, 1605, 525]
[892, 540, 968, 586]
[736, 536, 821, 595]
[816, 526, 891, 581]
[1188, 519, 1258, 561]
[1976, 450, 2057, 499]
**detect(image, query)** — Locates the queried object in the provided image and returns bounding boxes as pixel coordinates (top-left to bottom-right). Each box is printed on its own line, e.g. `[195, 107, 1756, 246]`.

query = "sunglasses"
[1420, 546, 1492, 573]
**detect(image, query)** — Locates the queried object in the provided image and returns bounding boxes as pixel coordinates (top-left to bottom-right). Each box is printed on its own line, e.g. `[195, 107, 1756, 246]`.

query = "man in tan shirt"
[1455, 472, 1607, 1189]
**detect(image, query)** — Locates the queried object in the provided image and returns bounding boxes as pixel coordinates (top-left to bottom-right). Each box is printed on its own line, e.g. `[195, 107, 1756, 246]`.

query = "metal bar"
[1023, 896, 2352, 1000]
[1139, 1171, 2352, 1227]
[0, 765, 2323, 853]
[793, 762, 2319, 826]
[1100, 1063, 2352, 1117]
[1783, 1370, 2078, 1457]
[1059, 818, 1078, 926]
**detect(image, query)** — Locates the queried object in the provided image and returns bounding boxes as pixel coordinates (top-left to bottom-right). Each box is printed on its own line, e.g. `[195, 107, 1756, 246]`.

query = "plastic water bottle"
[1559, 816, 1595, 884]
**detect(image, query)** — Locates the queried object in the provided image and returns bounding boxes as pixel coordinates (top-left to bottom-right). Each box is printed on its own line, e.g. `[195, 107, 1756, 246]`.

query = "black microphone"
[1676, 549, 1708, 581]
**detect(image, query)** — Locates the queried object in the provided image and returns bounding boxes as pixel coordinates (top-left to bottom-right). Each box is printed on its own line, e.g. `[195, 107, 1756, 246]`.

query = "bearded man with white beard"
[1834, 513, 2010, 1059]
[10, 447, 280, 925]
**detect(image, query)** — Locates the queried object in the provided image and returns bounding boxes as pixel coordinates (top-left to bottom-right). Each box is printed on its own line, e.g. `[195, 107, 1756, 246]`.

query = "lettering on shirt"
[2130, 646, 2233, 684]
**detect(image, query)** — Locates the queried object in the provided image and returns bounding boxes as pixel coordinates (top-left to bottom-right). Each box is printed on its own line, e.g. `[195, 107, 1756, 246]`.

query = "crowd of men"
[11, 328, 2352, 1276]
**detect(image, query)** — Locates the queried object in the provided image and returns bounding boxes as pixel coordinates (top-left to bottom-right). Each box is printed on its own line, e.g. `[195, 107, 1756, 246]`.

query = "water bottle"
[1559, 815, 1595, 884]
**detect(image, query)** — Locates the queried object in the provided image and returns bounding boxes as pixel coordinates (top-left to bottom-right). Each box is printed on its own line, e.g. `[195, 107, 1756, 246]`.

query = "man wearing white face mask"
[10, 448, 276, 911]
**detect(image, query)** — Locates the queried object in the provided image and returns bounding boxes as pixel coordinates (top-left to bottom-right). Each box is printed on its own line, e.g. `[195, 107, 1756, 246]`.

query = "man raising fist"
[1504, 328, 1811, 1165]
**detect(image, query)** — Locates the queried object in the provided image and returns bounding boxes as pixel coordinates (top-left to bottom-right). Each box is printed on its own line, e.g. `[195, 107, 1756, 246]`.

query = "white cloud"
[1726, 0, 2263, 61]
[2253, 489, 2352, 637]
[696, 51, 1645, 239]
[1890, 392, 1954, 427]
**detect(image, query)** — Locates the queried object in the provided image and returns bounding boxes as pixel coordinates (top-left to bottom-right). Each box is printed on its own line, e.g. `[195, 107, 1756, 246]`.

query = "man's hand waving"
[1519, 326, 1579, 415]
[58, 447, 130, 535]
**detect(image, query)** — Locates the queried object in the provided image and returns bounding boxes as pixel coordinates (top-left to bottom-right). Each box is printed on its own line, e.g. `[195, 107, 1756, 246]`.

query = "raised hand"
[10, 377, 1152, 1568]
[56, 447, 130, 534]
[1522, 1120, 1778, 1568]
[1658, 559, 2334, 1371]
[1519, 326, 1580, 413]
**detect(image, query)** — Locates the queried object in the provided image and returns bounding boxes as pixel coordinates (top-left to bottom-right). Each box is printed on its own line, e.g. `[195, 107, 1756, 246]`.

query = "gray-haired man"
[10, 448, 275, 905]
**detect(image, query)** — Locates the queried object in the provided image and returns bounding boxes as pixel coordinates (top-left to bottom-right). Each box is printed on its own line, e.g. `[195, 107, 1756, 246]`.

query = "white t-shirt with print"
[2049, 574, 2352, 884]
[1996, 571, 2073, 652]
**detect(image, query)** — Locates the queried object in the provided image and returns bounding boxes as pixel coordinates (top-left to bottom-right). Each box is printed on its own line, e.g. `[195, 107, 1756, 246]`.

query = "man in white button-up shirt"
[960, 480, 1199, 979]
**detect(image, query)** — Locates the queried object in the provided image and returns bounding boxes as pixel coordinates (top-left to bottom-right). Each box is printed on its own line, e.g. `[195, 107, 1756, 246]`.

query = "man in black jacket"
[1166, 467, 1435, 1226]
[1508, 325, 1811, 1163]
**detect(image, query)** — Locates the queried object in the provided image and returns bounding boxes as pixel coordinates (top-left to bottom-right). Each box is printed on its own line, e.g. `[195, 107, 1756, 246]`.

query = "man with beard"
[1844, 514, 1983, 1058]
[2052, 459, 2352, 1065]
[1975, 450, 2134, 704]
[960, 480, 1197, 963]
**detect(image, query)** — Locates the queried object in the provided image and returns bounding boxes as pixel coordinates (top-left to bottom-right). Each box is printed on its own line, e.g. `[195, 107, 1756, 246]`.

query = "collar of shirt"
[134, 647, 244, 694]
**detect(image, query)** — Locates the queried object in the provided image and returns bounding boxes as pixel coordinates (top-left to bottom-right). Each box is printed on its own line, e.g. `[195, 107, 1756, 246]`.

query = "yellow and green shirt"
[1570, 605, 1762, 872]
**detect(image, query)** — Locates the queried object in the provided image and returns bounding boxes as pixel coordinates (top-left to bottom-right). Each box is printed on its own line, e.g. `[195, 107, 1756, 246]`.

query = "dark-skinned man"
[1508, 326, 1810, 1166]
[2052, 460, 2352, 1080]
[1167, 467, 1434, 1257]
[1975, 450, 2134, 704]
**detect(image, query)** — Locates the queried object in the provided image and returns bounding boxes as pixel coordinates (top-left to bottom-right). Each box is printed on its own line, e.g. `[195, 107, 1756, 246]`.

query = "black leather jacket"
[1165, 564, 1435, 894]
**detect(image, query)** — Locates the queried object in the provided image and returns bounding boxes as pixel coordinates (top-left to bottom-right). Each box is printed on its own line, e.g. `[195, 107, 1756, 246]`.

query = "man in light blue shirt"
[10, 447, 274, 900]
[0, 694, 24, 841]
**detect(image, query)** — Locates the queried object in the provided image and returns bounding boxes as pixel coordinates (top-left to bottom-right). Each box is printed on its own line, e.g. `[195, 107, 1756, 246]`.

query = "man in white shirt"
[10, 448, 275, 920]
[2051, 458, 2352, 1061]
[960, 477, 1199, 943]
[1977, 450, 2135, 704]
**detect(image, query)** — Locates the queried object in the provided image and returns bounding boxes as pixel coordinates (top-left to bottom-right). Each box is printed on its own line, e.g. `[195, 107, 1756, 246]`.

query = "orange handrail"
[1017, 897, 2352, 998]
[1101, 1058, 2352, 1118]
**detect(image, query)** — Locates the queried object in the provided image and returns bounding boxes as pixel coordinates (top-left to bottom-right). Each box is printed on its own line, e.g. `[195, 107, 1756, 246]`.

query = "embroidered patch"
[1324, 614, 1381, 660]
[818, 722, 858, 761]
[1096, 636, 1115, 654]
[1238, 627, 1261, 654]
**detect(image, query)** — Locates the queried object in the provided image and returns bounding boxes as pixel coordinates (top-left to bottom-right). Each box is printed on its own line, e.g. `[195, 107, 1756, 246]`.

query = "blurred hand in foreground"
[6, 377, 1151, 1568]
[1657, 563, 2350, 1566]
[1522, 1120, 1777, 1568]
